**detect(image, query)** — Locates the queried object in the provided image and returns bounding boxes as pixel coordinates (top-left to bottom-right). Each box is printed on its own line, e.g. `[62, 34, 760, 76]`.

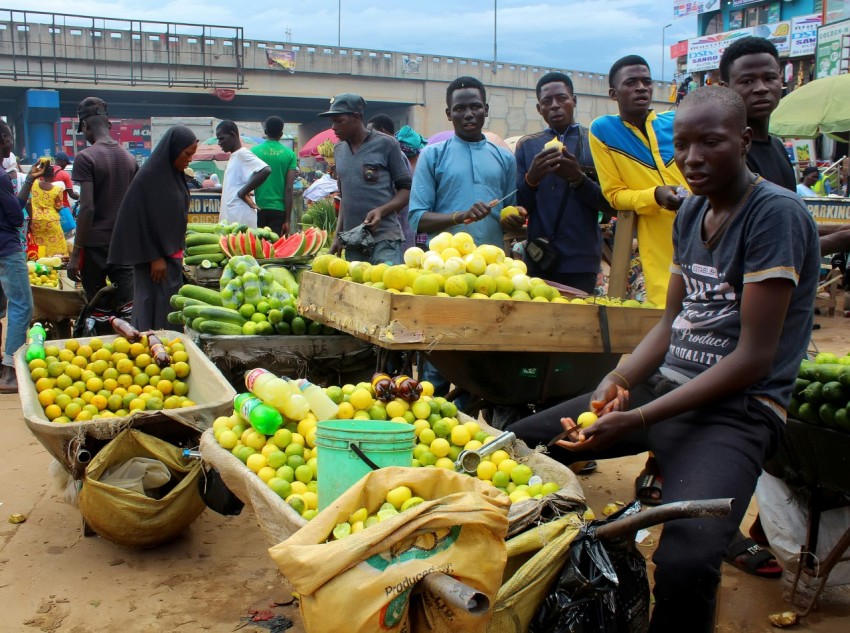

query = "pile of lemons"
[312, 231, 569, 302]
[213, 411, 320, 520]
[29, 336, 193, 423]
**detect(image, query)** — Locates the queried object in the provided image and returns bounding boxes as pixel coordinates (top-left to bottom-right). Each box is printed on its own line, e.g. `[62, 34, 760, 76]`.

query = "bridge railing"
[0, 9, 674, 99]
[0, 9, 244, 89]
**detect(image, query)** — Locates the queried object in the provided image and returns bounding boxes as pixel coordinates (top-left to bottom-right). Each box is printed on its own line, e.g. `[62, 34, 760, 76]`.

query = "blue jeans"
[0, 251, 33, 366]
[346, 239, 403, 266]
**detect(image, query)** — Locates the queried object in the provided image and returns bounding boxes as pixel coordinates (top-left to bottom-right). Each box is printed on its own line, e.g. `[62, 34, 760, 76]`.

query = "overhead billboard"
[791, 14, 823, 58]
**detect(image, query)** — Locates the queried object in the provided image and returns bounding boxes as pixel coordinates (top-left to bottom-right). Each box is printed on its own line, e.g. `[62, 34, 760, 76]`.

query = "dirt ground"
[2, 314, 850, 632]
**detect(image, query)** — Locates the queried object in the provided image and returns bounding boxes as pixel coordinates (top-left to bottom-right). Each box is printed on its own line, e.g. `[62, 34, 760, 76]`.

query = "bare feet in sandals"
[635, 456, 662, 506]
[724, 532, 783, 578]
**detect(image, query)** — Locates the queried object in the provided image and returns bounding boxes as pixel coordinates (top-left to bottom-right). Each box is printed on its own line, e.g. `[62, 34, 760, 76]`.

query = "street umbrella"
[770, 74, 850, 139]
[192, 135, 259, 161]
[427, 130, 511, 150]
[299, 129, 339, 158]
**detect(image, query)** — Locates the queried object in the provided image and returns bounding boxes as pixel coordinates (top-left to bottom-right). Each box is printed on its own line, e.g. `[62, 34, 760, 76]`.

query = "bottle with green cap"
[234, 392, 283, 435]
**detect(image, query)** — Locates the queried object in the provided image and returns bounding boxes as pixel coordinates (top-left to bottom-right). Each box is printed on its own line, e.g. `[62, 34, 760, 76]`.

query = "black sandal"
[634, 471, 663, 506]
[723, 534, 783, 578]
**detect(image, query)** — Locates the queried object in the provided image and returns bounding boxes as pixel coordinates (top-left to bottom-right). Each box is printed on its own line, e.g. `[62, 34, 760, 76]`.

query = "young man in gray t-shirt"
[319, 94, 411, 264]
[508, 87, 819, 632]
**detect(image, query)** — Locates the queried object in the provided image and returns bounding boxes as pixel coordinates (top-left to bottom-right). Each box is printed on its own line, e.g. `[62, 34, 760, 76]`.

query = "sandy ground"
[2, 315, 850, 632]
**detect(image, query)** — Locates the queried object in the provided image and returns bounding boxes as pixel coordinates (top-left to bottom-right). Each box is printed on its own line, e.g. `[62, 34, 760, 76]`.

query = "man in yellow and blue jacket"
[589, 55, 689, 308]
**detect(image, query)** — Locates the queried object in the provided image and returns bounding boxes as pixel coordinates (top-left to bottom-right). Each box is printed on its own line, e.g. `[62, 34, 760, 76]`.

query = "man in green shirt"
[250, 116, 297, 235]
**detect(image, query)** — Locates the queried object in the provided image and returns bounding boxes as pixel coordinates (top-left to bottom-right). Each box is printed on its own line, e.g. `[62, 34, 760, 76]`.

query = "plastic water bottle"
[244, 369, 311, 421]
[296, 379, 339, 420]
[25, 323, 47, 362]
[234, 392, 283, 435]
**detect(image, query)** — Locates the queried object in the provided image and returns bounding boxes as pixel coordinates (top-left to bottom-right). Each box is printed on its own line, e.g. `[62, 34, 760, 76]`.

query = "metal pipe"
[76, 448, 92, 464]
[420, 572, 489, 616]
[455, 431, 515, 474]
[593, 498, 733, 542]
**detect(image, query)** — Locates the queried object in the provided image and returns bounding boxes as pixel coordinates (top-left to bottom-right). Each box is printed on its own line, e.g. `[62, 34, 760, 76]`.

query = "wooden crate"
[297, 271, 662, 352]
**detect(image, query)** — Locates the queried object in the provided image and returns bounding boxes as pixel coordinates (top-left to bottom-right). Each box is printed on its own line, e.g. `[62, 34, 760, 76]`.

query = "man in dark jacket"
[516, 72, 613, 293]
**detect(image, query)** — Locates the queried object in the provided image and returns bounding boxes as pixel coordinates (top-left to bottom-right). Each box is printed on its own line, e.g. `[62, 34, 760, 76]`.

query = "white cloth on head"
[303, 173, 338, 202]
[220, 148, 267, 228]
[210, 173, 220, 185]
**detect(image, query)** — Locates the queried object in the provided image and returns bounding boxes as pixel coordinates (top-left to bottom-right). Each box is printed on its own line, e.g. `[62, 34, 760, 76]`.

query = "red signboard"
[670, 40, 689, 59]
[57, 118, 151, 161]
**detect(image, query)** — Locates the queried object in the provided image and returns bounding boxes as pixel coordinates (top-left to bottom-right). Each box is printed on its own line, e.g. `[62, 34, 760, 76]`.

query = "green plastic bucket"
[315, 420, 415, 510]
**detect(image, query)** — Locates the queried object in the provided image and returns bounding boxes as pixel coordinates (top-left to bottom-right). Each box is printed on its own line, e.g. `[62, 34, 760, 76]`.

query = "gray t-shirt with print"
[334, 130, 412, 242]
[661, 179, 819, 421]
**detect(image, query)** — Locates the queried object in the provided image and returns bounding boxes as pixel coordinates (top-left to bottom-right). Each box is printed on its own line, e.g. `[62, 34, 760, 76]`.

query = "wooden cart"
[298, 272, 662, 413]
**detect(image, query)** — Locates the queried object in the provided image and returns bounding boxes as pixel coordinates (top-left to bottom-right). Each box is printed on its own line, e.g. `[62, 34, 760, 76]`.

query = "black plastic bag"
[336, 223, 374, 256]
[198, 465, 244, 516]
[530, 501, 650, 633]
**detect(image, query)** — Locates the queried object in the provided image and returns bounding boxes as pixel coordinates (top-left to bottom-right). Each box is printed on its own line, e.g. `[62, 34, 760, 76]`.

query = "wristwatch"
[569, 174, 587, 190]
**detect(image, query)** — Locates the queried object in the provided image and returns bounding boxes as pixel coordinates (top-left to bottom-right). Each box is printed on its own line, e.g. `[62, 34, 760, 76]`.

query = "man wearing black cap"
[70, 97, 138, 331]
[319, 93, 411, 265]
[52, 152, 78, 227]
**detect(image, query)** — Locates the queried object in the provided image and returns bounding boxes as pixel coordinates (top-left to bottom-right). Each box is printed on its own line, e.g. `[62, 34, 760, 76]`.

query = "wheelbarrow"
[30, 273, 87, 339]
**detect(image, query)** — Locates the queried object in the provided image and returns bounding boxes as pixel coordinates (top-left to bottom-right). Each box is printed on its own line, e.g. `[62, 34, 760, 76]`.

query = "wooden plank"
[298, 272, 662, 353]
[608, 210, 634, 300]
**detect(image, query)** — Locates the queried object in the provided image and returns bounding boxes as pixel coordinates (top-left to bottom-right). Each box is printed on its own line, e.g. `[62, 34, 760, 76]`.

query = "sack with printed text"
[269, 466, 510, 633]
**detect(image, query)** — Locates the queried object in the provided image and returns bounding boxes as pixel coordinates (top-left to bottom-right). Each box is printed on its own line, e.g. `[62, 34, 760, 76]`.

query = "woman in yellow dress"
[29, 165, 68, 256]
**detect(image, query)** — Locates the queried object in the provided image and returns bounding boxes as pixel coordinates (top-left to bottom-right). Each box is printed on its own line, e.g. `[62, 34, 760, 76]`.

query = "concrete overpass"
[0, 9, 674, 152]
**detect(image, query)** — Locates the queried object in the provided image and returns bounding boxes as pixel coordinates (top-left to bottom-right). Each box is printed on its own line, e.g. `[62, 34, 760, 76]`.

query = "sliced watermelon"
[261, 238, 272, 258]
[301, 230, 318, 256]
[239, 233, 249, 257]
[275, 233, 304, 258]
[219, 235, 232, 257]
[228, 234, 241, 256]
[246, 231, 258, 258]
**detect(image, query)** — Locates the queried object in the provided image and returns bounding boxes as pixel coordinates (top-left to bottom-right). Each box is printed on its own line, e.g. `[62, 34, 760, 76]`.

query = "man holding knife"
[409, 76, 525, 246]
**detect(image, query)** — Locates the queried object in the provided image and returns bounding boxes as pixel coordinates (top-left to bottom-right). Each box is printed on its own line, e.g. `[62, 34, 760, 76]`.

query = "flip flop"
[569, 460, 598, 475]
[724, 534, 783, 578]
[634, 471, 663, 506]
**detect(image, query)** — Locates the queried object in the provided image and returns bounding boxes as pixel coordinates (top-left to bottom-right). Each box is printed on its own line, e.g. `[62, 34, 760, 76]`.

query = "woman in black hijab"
[109, 125, 198, 330]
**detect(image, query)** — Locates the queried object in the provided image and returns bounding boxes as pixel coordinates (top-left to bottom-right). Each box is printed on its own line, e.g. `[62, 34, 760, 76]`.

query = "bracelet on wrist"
[524, 173, 539, 189]
[452, 212, 461, 225]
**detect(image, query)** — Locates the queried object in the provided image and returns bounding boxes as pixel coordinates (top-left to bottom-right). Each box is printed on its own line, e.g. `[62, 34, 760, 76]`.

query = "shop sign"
[687, 28, 753, 72]
[791, 14, 823, 58]
[752, 21, 792, 54]
[816, 18, 850, 78]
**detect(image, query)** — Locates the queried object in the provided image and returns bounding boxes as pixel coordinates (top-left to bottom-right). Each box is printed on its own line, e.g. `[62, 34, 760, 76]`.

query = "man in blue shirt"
[516, 72, 613, 293]
[409, 76, 525, 246]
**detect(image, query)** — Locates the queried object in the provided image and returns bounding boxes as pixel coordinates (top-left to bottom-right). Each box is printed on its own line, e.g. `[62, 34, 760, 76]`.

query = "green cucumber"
[191, 317, 206, 331]
[170, 295, 209, 310]
[197, 306, 247, 326]
[186, 243, 225, 256]
[184, 253, 226, 266]
[182, 304, 207, 320]
[198, 320, 244, 336]
[167, 311, 186, 325]
[178, 284, 223, 306]
[801, 382, 824, 405]
[815, 364, 845, 383]
[822, 381, 847, 403]
[185, 233, 222, 247]
[186, 223, 220, 234]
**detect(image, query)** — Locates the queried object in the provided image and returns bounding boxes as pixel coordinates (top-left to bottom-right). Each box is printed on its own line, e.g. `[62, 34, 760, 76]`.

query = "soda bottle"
[109, 316, 141, 342]
[234, 392, 283, 435]
[25, 323, 47, 363]
[146, 332, 172, 368]
[296, 379, 339, 420]
[244, 368, 311, 420]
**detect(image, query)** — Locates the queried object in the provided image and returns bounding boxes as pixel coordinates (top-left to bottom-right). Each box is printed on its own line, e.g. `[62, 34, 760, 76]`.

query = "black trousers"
[257, 208, 285, 235]
[132, 257, 183, 331]
[80, 244, 134, 334]
[507, 375, 781, 633]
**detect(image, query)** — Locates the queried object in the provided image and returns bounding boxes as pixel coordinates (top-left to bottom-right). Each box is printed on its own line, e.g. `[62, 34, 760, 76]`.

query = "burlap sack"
[78, 429, 206, 548]
[489, 513, 583, 633]
[270, 467, 510, 633]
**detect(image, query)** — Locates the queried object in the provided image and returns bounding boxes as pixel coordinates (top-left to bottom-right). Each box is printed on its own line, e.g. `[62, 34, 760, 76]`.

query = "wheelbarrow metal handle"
[593, 498, 733, 542]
